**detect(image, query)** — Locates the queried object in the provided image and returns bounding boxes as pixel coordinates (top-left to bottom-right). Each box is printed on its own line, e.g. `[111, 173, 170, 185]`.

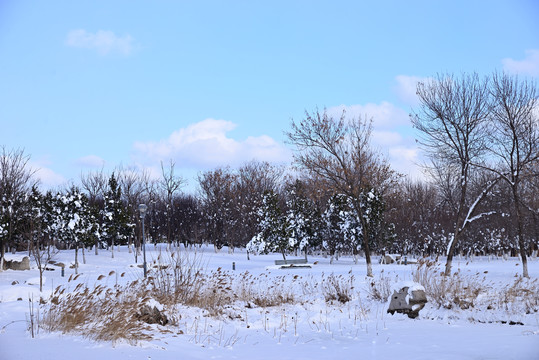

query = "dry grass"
[496, 277, 539, 315]
[148, 249, 297, 315]
[39, 249, 539, 344]
[148, 248, 206, 305]
[412, 258, 486, 309]
[321, 273, 354, 304]
[42, 281, 155, 344]
[366, 270, 392, 302]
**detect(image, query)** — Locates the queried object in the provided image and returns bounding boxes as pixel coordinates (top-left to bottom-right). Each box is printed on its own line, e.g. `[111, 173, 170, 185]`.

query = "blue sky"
[1, 0, 538, 191]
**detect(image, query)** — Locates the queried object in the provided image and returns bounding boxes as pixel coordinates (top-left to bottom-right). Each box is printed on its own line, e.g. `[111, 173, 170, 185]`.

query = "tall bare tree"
[286, 108, 397, 277]
[412, 73, 492, 276]
[197, 167, 237, 251]
[160, 160, 186, 246]
[487, 72, 538, 278]
[118, 166, 150, 256]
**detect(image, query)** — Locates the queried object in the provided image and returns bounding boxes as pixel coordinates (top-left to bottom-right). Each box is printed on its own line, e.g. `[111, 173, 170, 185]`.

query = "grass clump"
[321, 273, 353, 304]
[366, 270, 392, 302]
[42, 281, 155, 344]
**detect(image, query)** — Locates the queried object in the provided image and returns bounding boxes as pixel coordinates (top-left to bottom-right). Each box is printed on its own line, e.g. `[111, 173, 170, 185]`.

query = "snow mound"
[0, 285, 41, 302]
[26, 277, 45, 286]
[391, 281, 425, 294]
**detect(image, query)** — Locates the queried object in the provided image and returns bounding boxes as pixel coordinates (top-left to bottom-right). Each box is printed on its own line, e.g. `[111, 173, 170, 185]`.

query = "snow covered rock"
[380, 254, 398, 264]
[136, 305, 168, 326]
[2, 256, 30, 270]
[387, 282, 427, 319]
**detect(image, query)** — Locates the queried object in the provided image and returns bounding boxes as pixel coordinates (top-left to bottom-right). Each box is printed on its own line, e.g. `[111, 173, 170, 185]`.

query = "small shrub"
[367, 271, 391, 302]
[246, 274, 296, 308]
[321, 273, 353, 304]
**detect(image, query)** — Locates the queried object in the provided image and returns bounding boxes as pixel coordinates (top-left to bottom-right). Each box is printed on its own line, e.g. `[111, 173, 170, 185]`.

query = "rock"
[11, 280, 19, 285]
[387, 282, 428, 319]
[3, 256, 30, 271]
[27, 276, 45, 286]
[137, 305, 168, 326]
[380, 254, 397, 264]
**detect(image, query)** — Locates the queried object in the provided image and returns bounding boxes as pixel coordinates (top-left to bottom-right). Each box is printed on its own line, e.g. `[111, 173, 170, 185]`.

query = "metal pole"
[142, 218, 147, 278]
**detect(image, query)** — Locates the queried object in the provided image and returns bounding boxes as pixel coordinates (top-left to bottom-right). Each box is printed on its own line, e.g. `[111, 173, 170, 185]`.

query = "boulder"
[380, 254, 397, 264]
[137, 305, 168, 326]
[387, 282, 427, 319]
[3, 256, 30, 271]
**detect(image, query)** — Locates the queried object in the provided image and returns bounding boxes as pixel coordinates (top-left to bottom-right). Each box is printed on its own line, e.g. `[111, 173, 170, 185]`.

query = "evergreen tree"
[322, 194, 357, 263]
[284, 180, 321, 259]
[247, 190, 291, 260]
[102, 173, 131, 257]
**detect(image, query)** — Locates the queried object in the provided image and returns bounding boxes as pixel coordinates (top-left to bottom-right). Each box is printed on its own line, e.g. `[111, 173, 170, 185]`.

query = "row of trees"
[1, 71, 537, 277]
[412, 72, 538, 277]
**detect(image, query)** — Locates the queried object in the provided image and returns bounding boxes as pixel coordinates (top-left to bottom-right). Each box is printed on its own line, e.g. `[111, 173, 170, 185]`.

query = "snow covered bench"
[274, 258, 308, 265]
[273, 258, 311, 268]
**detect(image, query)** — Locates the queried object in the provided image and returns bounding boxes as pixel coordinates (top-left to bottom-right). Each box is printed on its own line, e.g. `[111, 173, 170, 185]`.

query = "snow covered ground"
[1, 245, 538, 360]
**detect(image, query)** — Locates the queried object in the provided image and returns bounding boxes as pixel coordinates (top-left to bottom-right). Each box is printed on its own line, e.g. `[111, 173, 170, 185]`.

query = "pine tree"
[102, 173, 131, 258]
[247, 190, 291, 260]
[284, 180, 321, 260]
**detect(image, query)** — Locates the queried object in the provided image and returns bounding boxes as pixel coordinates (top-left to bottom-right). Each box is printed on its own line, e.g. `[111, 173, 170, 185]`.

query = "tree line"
[1, 71, 538, 277]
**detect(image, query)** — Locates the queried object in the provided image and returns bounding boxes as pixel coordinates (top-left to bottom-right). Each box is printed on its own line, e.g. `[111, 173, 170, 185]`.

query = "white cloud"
[388, 146, 423, 178]
[502, 49, 539, 77]
[327, 102, 423, 179]
[74, 155, 106, 168]
[132, 118, 292, 170]
[393, 75, 433, 105]
[66, 29, 134, 56]
[372, 130, 403, 146]
[29, 161, 66, 189]
[327, 101, 409, 129]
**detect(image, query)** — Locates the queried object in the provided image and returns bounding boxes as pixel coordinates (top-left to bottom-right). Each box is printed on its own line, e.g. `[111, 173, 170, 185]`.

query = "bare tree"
[0, 147, 38, 270]
[80, 168, 107, 203]
[118, 166, 149, 255]
[197, 167, 237, 251]
[286, 108, 397, 277]
[160, 160, 186, 247]
[487, 72, 538, 278]
[412, 73, 492, 276]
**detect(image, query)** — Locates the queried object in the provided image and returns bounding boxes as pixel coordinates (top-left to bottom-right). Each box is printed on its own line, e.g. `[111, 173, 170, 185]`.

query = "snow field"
[0, 245, 538, 360]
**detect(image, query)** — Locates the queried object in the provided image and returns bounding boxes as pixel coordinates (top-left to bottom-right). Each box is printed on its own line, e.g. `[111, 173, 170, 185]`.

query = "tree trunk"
[445, 232, 460, 276]
[362, 229, 373, 277]
[74, 244, 79, 275]
[0, 242, 5, 271]
[39, 268, 43, 292]
[513, 188, 529, 278]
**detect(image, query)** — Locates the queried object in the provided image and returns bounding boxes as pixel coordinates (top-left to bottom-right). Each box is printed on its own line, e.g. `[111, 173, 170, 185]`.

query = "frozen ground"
[1, 245, 538, 360]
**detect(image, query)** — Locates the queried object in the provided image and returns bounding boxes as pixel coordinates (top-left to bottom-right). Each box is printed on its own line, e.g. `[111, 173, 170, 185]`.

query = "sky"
[1, 0, 538, 192]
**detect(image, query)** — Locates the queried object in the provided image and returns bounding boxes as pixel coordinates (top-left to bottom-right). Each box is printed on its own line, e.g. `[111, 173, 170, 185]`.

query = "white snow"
[0, 245, 538, 360]
[390, 280, 425, 294]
